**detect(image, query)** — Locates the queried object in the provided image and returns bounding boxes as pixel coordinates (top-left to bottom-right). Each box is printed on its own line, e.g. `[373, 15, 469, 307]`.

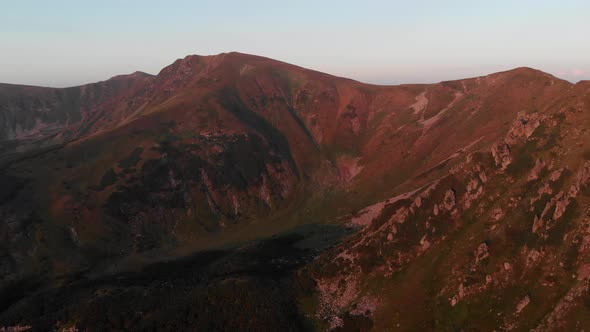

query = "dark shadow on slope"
[0, 224, 352, 331]
[217, 88, 300, 177]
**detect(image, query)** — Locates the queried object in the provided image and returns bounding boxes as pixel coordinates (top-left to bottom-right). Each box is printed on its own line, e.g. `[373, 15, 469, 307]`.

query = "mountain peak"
[493, 66, 561, 80]
[108, 71, 154, 81]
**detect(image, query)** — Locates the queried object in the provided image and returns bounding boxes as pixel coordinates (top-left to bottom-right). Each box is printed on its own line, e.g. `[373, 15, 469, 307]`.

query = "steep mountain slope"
[0, 72, 154, 140]
[304, 79, 590, 331]
[1, 53, 589, 331]
[0, 72, 155, 168]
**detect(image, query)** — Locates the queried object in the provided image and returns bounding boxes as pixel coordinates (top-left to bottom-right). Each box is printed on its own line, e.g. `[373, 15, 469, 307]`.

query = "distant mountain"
[1, 53, 590, 331]
[0, 71, 153, 140]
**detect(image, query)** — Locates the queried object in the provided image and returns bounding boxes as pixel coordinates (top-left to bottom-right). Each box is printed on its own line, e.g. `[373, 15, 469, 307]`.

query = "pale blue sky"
[1, 0, 589, 87]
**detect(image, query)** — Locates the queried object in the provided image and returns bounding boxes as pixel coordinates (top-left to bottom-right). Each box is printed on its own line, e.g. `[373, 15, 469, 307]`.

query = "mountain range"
[1, 52, 590, 331]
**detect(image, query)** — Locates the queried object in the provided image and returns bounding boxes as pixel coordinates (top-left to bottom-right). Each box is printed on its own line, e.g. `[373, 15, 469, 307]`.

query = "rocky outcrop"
[505, 112, 542, 145]
[533, 161, 590, 236]
[528, 158, 546, 181]
[516, 295, 531, 314]
[492, 143, 512, 170]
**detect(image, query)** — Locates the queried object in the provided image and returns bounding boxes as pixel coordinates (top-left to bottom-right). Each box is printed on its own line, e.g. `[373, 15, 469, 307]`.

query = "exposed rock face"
[491, 208, 505, 222]
[492, 143, 512, 170]
[528, 158, 546, 181]
[516, 295, 531, 314]
[505, 112, 542, 145]
[442, 189, 456, 211]
[474, 243, 490, 265]
[531, 161, 590, 238]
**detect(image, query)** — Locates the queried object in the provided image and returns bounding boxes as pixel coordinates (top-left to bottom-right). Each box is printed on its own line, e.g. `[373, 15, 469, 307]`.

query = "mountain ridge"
[0, 53, 569, 90]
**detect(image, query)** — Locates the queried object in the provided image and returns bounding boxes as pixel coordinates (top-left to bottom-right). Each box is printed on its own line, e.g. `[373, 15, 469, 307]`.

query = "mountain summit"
[1, 53, 590, 331]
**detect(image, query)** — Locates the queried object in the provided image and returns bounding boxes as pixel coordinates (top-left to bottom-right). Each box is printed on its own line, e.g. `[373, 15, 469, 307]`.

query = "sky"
[1, 0, 589, 87]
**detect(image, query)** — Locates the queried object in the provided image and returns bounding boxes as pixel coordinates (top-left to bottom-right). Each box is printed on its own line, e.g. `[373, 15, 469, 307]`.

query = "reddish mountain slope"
[1, 53, 589, 331]
[0, 72, 154, 141]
